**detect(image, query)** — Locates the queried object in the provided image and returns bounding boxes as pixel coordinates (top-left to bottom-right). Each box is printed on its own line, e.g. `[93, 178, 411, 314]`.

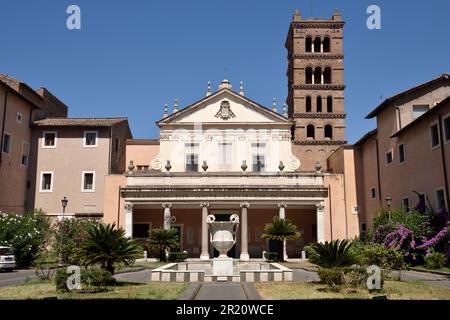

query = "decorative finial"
[241, 160, 248, 172]
[173, 99, 178, 113]
[128, 160, 135, 174]
[272, 98, 277, 112]
[202, 160, 208, 172]
[279, 161, 285, 172]
[293, 9, 301, 22]
[165, 160, 172, 172]
[315, 161, 322, 173]
[206, 81, 212, 97]
[218, 79, 232, 90]
[239, 81, 245, 96]
[163, 103, 168, 118]
[332, 8, 342, 21]
[282, 103, 288, 117]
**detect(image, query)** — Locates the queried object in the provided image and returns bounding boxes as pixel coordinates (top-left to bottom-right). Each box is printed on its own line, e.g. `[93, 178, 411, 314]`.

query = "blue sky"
[0, 0, 449, 142]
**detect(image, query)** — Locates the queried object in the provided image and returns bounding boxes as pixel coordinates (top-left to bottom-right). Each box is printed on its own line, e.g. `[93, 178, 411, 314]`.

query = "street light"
[385, 196, 392, 222]
[59, 197, 68, 265]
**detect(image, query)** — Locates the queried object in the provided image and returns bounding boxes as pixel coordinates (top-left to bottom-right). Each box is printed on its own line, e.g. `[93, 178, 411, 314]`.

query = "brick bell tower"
[286, 9, 347, 171]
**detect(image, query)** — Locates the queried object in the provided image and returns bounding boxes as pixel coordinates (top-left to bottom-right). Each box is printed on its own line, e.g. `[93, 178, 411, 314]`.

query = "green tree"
[305, 239, 355, 268]
[147, 228, 180, 262]
[261, 217, 301, 262]
[75, 223, 142, 274]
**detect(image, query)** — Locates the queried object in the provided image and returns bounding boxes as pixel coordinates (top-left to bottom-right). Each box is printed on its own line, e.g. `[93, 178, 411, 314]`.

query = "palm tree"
[147, 228, 180, 262]
[262, 217, 301, 262]
[75, 223, 142, 274]
[305, 239, 354, 268]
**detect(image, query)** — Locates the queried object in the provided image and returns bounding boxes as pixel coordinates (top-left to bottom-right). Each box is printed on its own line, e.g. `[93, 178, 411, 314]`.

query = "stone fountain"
[207, 214, 239, 277]
[150, 213, 293, 283]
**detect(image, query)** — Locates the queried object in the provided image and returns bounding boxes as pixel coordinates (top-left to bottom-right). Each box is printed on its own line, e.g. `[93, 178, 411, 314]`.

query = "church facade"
[103, 10, 360, 259]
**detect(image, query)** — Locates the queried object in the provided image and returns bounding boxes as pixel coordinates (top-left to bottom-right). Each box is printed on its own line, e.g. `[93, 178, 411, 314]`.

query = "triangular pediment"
[157, 89, 289, 126]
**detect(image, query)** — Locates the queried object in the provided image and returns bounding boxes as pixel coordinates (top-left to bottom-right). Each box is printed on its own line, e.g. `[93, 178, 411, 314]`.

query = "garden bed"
[254, 280, 450, 300]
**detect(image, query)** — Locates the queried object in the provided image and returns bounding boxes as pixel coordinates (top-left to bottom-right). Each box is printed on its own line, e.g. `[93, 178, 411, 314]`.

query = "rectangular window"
[115, 137, 119, 153]
[252, 143, 266, 172]
[444, 116, 450, 143]
[430, 124, 440, 148]
[412, 105, 429, 119]
[185, 143, 199, 172]
[43, 131, 57, 148]
[2, 133, 11, 154]
[402, 197, 410, 212]
[361, 223, 367, 233]
[418, 193, 426, 207]
[84, 131, 98, 147]
[16, 112, 23, 124]
[385, 150, 393, 165]
[40, 172, 53, 192]
[218, 143, 233, 165]
[370, 187, 376, 200]
[436, 189, 446, 211]
[21, 141, 29, 166]
[398, 143, 405, 164]
[82, 171, 95, 192]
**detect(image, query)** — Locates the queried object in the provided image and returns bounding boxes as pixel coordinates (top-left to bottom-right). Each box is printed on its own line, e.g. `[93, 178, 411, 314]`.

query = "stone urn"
[207, 214, 239, 258]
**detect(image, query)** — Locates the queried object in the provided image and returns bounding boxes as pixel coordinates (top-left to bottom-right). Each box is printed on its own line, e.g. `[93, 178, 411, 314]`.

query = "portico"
[121, 171, 327, 259]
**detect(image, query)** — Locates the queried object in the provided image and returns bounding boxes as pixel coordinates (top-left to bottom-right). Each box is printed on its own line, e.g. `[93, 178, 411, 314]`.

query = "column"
[200, 202, 210, 260]
[162, 203, 172, 230]
[316, 202, 325, 243]
[278, 202, 288, 261]
[124, 202, 134, 238]
[240, 202, 250, 261]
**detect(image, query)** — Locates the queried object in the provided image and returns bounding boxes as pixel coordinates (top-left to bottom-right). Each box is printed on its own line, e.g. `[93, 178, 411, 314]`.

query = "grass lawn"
[254, 280, 450, 300]
[0, 280, 186, 300]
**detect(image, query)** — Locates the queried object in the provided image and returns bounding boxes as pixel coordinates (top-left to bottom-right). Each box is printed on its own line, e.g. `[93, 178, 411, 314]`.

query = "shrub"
[425, 252, 446, 270]
[263, 252, 279, 262]
[76, 223, 142, 274]
[305, 239, 355, 268]
[317, 268, 344, 288]
[52, 218, 100, 265]
[82, 268, 115, 287]
[34, 249, 57, 280]
[356, 244, 405, 271]
[0, 211, 50, 267]
[55, 268, 70, 291]
[168, 252, 188, 262]
[342, 267, 368, 288]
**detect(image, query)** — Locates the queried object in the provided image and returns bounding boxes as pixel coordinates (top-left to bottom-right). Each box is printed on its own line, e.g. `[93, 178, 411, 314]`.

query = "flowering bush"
[0, 211, 50, 266]
[52, 218, 100, 265]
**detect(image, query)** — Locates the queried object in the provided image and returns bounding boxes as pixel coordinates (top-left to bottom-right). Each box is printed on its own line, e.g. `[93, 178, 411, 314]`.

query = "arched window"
[314, 37, 321, 53]
[307, 125, 315, 139]
[324, 125, 333, 139]
[316, 96, 322, 113]
[306, 96, 312, 112]
[323, 37, 331, 52]
[305, 37, 312, 52]
[305, 67, 313, 84]
[314, 67, 322, 84]
[327, 96, 333, 112]
[324, 67, 332, 84]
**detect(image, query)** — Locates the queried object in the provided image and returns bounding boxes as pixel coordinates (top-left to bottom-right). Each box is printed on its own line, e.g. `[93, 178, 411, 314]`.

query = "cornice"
[292, 84, 346, 91]
[293, 113, 346, 119]
[293, 22, 345, 29]
[292, 54, 344, 60]
[294, 140, 347, 146]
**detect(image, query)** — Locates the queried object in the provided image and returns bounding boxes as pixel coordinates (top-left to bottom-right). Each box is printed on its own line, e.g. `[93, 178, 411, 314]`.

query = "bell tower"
[286, 9, 347, 171]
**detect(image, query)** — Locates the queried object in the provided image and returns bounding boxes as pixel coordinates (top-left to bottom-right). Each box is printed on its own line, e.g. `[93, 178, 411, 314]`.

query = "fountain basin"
[150, 261, 293, 283]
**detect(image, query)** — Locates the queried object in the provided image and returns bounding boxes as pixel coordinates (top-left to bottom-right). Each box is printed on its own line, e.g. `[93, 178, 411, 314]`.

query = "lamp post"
[59, 196, 68, 265]
[385, 196, 392, 222]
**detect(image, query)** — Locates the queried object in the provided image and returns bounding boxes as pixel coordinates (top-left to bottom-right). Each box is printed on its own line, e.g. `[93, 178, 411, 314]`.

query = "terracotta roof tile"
[33, 118, 128, 127]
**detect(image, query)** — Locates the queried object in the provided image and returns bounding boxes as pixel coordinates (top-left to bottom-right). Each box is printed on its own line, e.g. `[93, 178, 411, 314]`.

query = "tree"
[147, 228, 180, 262]
[75, 223, 142, 274]
[261, 217, 301, 262]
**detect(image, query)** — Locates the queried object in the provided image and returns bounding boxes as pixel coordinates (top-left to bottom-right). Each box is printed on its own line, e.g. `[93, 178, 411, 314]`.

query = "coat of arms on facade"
[215, 100, 236, 120]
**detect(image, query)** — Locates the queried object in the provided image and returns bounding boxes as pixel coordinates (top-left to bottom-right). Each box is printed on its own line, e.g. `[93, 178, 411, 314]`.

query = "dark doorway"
[212, 214, 238, 258]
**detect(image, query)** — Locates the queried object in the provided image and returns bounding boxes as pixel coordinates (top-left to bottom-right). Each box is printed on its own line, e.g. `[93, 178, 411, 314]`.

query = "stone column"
[316, 202, 325, 243]
[162, 203, 172, 230]
[278, 202, 288, 261]
[124, 202, 134, 238]
[200, 203, 210, 260]
[240, 202, 250, 261]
